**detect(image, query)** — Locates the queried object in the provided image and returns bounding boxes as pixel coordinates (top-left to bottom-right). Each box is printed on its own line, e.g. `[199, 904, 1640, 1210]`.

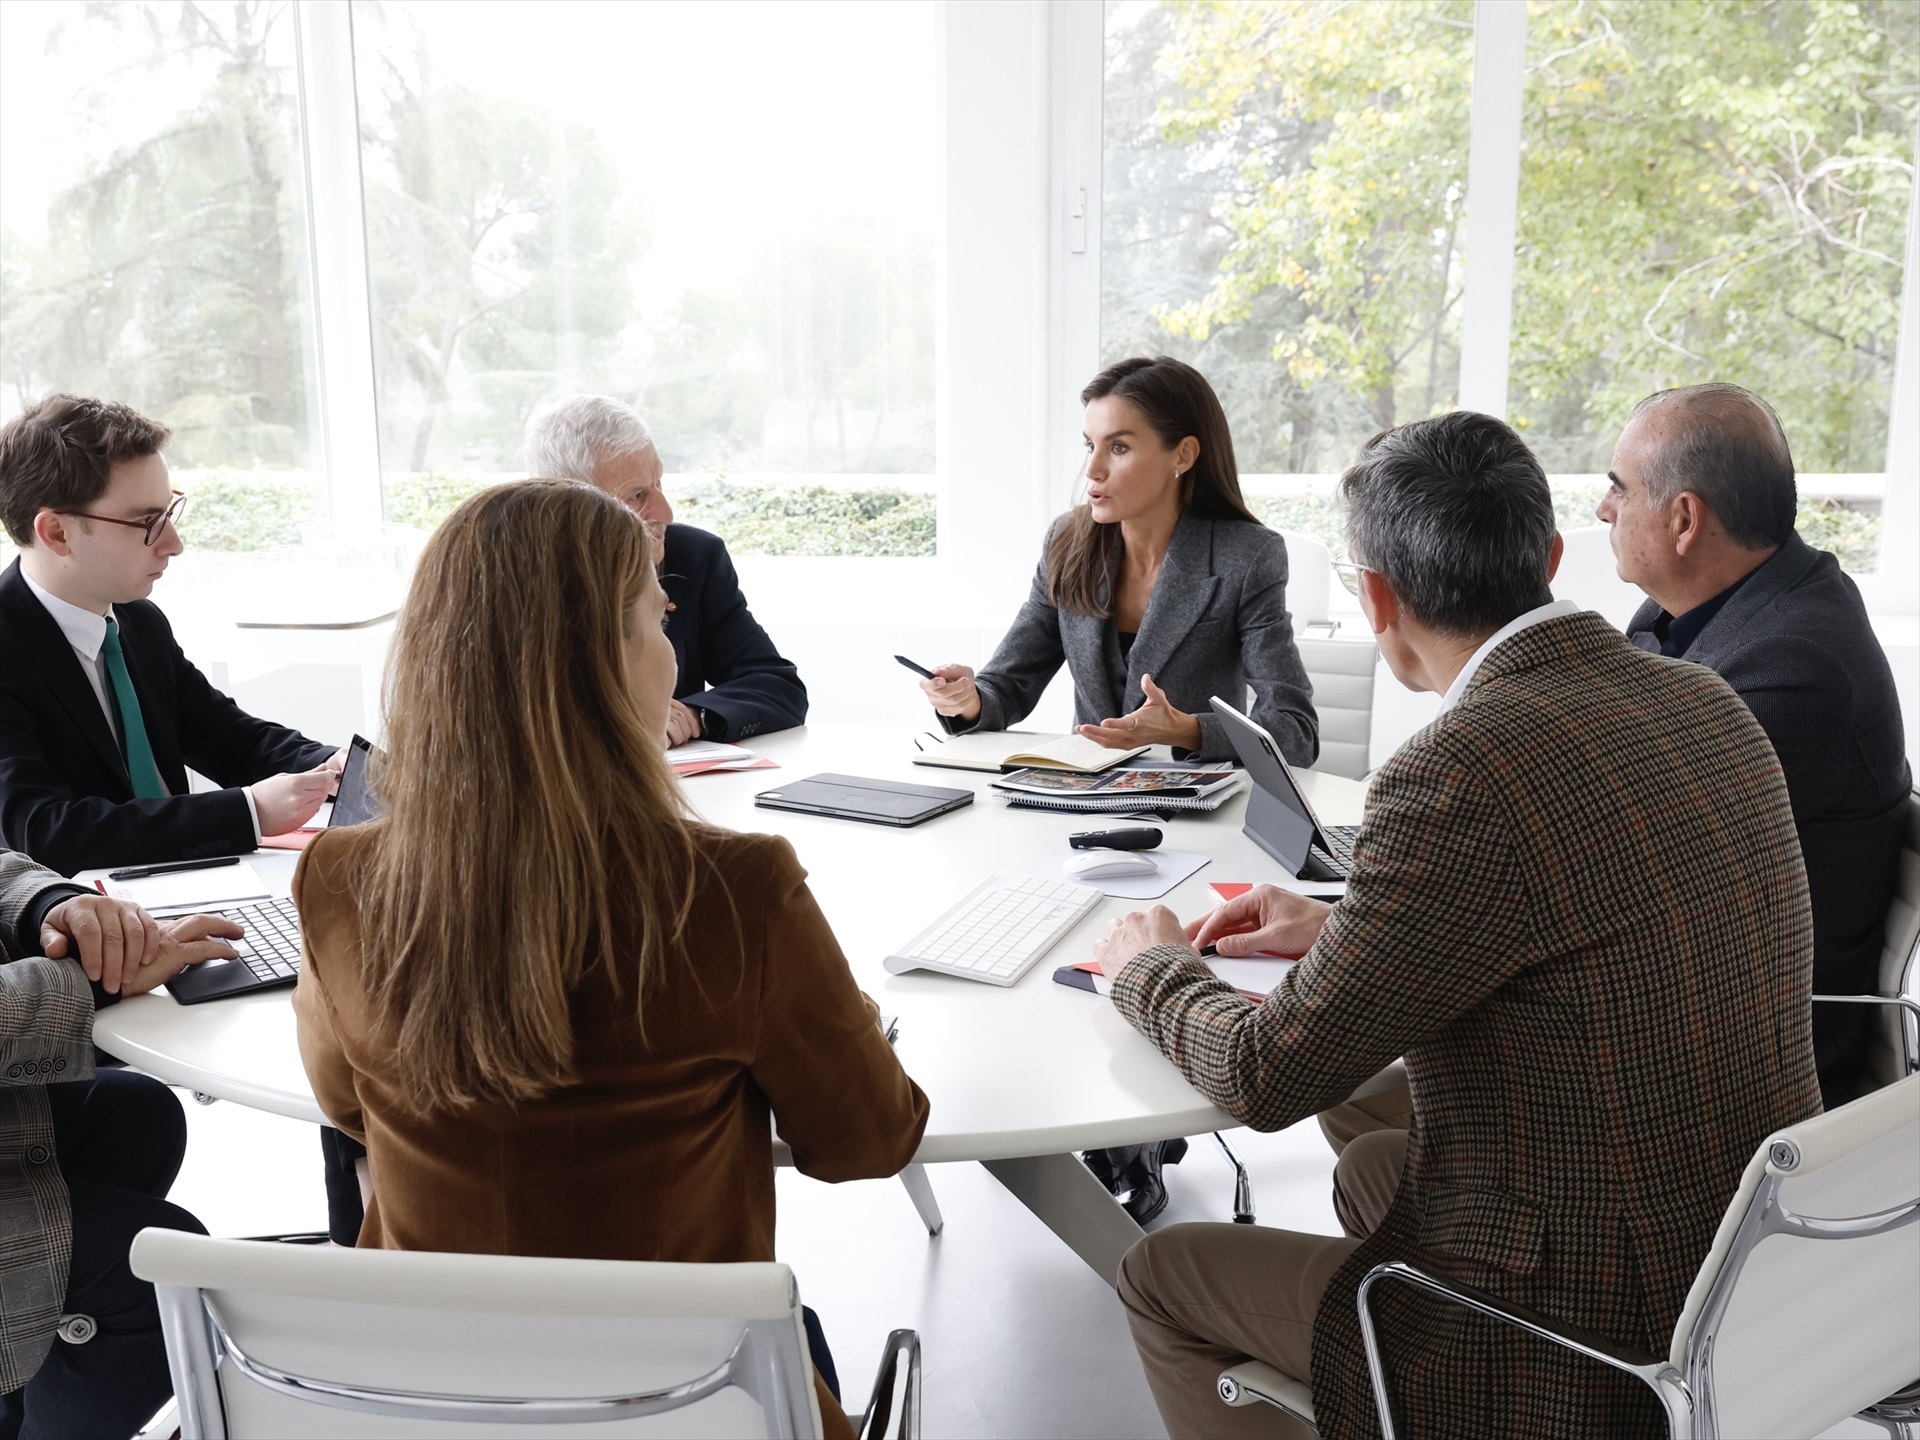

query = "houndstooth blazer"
[0, 850, 97, 1395]
[1115, 611, 1821, 1440]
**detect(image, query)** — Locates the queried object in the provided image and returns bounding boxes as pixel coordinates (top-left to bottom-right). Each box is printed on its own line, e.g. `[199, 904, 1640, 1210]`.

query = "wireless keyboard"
[884, 871, 1104, 986]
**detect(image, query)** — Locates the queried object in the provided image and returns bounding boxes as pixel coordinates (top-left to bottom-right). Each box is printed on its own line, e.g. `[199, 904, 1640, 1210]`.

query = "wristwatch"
[699, 706, 725, 741]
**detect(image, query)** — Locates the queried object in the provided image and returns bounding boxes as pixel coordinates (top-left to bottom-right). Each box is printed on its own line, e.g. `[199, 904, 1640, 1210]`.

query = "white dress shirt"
[1438, 598, 1583, 714]
[21, 572, 262, 840]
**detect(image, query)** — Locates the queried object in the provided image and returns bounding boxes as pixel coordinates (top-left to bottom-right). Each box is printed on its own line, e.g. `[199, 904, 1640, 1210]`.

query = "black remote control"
[1068, 826, 1164, 851]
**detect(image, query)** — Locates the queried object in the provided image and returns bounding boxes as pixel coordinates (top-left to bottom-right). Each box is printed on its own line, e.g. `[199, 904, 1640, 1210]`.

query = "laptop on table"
[164, 734, 382, 1004]
[1209, 696, 1360, 883]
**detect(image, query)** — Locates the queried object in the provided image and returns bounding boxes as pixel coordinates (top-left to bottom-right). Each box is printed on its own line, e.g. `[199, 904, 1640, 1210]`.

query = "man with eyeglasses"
[0, 393, 343, 877]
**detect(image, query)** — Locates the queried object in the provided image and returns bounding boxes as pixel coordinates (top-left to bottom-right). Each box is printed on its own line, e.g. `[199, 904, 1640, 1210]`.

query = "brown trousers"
[1117, 1082, 1411, 1439]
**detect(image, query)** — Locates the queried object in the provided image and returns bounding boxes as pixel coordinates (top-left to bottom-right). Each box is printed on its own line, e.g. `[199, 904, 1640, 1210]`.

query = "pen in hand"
[895, 654, 936, 679]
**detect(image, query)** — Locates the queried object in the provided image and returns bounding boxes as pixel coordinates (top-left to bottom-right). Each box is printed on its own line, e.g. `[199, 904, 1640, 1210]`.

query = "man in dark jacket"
[523, 395, 807, 744]
[1601, 382, 1910, 1106]
[0, 395, 342, 876]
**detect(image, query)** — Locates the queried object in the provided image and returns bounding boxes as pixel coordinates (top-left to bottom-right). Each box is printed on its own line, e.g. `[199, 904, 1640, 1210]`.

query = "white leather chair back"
[1276, 529, 1333, 628]
[130, 1231, 822, 1439]
[1550, 525, 1646, 632]
[1297, 636, 1377, 781]
[1669, 1074, 1920, 1439]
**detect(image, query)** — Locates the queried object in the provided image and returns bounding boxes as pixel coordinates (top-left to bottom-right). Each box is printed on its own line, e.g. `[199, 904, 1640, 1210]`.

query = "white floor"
[168, 1092, 1343, 1438]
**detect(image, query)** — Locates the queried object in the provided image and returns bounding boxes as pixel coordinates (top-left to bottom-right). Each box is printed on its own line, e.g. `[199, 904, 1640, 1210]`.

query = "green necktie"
[100, 617, 167, 799]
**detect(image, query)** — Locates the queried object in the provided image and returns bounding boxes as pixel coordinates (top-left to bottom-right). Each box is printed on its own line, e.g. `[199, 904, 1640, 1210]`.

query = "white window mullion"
[1456, 0, 1528, 418]
[1874, 125, 1920, 613]
[293, 0, 383, 543]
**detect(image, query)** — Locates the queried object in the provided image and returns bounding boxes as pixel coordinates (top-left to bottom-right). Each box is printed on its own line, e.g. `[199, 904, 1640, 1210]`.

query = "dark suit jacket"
[0, 559, 337, 875]
[1116, 612, 1820, 1439]
[947, 512, 1319, 764]
[660, 525, 807, 743]
[1628, 534, 1911, 1103]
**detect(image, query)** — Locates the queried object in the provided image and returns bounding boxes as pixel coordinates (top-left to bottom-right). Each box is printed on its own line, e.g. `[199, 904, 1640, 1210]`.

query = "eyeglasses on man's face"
[1332, 559, 1371, 597]
[60, 489, 189, 547]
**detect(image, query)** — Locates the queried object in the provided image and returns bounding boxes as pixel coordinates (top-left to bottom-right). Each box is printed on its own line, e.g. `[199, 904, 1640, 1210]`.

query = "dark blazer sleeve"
[666, 530, 807, 742]
[945, 553, 1069, 735]
[0, 681, 259, 875]
[125, 602, 337, 787]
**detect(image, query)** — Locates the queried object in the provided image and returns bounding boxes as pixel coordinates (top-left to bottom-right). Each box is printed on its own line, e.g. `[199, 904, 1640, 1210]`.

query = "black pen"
[894, 654, 936, 679]
[107, 856, 241, 882]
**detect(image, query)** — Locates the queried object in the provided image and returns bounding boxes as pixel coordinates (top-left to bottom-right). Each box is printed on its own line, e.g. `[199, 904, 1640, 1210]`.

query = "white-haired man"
[524, 396, 807, 745]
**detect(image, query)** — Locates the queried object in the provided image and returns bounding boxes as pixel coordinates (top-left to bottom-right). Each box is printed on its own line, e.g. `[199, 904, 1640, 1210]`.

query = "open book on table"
[910, 730, 1148, 773]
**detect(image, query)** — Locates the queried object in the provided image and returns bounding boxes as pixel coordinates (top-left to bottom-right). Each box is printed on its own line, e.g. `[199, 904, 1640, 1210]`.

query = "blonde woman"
[292, 481, 927, 1439]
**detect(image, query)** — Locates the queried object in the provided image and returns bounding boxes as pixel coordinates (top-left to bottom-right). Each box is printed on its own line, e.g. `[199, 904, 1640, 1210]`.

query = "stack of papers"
[992, 767, 1244, 813]
[667, 741, 776, 777]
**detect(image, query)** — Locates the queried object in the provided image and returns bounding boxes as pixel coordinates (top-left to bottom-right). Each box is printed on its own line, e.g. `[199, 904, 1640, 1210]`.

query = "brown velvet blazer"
[293, 821, 930, 1437]
[1116, 612, 1821, 1440]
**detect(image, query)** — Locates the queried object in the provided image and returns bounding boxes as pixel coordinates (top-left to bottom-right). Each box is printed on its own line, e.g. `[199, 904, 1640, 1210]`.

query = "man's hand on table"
[1094, 905, 1192, 985]
[41, 895, 243, 996]
[1187, 884, 1332, 959]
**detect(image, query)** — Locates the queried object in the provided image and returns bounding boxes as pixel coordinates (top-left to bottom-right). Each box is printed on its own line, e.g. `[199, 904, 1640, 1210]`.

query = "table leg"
[980, 1152, 1144, 1287]
[898, 1163, 944, 1235]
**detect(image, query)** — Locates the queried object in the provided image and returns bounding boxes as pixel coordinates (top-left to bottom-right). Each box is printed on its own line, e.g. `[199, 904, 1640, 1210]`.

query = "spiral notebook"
[995, 767, 1244, 814]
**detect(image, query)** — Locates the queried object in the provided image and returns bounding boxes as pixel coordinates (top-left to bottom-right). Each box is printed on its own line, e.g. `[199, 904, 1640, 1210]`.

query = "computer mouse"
[1063, 849, 1159, 881]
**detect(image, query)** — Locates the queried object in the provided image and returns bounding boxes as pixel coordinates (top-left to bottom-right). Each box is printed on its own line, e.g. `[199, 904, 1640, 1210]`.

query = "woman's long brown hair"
[1046, 356, 1259, 617]
[355, 480, 696, 1112]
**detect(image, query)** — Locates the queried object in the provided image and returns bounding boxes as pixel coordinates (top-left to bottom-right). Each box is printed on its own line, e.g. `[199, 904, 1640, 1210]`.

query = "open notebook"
[911, 730, 1148, 774]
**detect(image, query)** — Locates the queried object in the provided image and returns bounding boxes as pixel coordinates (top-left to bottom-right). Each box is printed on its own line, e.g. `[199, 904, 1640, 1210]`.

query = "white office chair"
[1294, 636, 1377, 781]
[1550, 524, 1647, 631]
[1217, 1074, 1920, 1437]
[130, 1230, 920, 1439]
[1275, 530, 1334, 633]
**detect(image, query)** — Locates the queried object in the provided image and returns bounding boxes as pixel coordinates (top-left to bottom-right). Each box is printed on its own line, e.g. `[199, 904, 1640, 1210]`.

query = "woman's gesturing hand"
[921, 664, 982, 722]
[1076, 673, 1203, 751]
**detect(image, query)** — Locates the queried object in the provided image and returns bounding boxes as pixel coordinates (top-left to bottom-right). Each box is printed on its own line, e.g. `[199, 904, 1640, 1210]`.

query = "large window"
[0, 0, 325, 599]
[352, 0, 938, 554]
[1104, 0, 1475, 476]
[1097, 0, 1917, 579]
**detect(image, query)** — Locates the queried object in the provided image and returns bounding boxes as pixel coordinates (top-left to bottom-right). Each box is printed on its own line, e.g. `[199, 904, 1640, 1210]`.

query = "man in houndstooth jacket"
[0, 848, 237, 1438]
[1095, 411, 1821, 1440]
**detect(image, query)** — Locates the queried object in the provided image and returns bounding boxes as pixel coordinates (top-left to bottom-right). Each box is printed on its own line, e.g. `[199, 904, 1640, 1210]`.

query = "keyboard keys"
[884, 872, 1103, 986]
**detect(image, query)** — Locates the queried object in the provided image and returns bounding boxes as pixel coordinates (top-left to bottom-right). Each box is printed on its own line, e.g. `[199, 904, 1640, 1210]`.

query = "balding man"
[524, 396, 807, 745]
[1600, 382, 1910, 1106]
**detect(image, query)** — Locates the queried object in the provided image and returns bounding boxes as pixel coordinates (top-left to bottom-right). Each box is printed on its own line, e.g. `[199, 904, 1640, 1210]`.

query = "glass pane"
[1511, 0, 1918, 490]
[0, 1, 324, 594]
[351, 0, 938, 556]
[1103, 0, 1476, 490]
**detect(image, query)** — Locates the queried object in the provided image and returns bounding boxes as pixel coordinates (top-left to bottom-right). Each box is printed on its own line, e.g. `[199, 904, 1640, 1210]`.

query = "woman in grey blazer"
[923, 356, 1317, 767]
[923, 356, 1318, 1224]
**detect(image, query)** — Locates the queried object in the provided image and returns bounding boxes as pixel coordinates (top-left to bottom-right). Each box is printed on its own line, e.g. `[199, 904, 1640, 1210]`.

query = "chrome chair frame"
[154, 1270, 922, 1439]
[1355, 1138, 1920, 1440]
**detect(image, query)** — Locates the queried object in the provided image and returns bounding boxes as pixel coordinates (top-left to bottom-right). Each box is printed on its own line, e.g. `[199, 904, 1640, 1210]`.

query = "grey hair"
[1627, 383, 1796, 549]
[1341, 411, 1557, 638]
[523, 395, 654, 483]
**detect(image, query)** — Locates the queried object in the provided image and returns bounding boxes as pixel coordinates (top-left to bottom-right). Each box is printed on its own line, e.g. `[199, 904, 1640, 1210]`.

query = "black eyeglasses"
[59, 490, 189, 546]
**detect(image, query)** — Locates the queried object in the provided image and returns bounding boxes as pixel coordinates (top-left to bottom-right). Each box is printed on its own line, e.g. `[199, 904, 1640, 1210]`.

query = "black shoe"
[1083, 1138, 1189, 1226]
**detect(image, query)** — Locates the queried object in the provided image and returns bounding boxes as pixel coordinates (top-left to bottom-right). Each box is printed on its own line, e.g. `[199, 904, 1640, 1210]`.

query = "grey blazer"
[0, 849, 95, 1394]
[950, 512, 1318, 764]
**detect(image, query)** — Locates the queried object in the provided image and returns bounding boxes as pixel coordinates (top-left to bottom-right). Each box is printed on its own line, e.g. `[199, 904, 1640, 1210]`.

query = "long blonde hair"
[355, 479, 696, 1111]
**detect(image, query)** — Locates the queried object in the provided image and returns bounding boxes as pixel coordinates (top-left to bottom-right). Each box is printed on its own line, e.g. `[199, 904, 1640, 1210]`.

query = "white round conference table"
[92, 724, 1366, 1283]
